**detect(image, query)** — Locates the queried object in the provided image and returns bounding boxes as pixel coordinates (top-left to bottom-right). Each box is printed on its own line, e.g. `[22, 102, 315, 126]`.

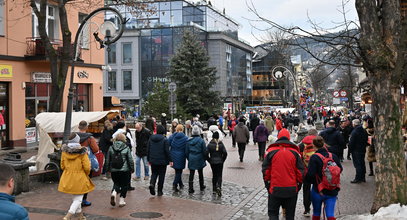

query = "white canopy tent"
[35, 110, 118, 170]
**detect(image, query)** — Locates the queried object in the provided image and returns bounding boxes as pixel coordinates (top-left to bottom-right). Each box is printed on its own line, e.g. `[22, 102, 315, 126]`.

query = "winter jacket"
[112, 129, 135, 149]
[348, 125, 369, 153]
[296, 128, 308, 144]
[338, 125, 353, 144]
[78, 132, 99, 153]
[148, 134, 172, 165]
[264, 116, 274, 132]
[207, 125, 224, 142]
[185, 135, 207, 170]
[106, 141, 134, 173]
[135, 127, 151, 157]
[99, 127, 114, 153]
[0, 193, 29, 220]
[254, 124, 269, 143]
[276, 118, 283, 131]
[58, 145, 95, 195]
[233, 122, 250, 144]
[207, 117, 217, 127]
[228, 119, 238, 131]
[262, 138, 304, 197]
[145, 117, 155, 134]
[319, 127, 345, 156]
[305, 148, 343, 196]
[299, 135, 317, 168]
[205, 139, 228, 165]
[161, 116, 167, 132]
[169, 132, 188, 169]
[250, 116, 260, 131]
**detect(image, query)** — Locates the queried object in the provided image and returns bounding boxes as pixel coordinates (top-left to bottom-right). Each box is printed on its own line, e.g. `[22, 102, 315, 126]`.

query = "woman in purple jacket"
[254, 120, 269, 161]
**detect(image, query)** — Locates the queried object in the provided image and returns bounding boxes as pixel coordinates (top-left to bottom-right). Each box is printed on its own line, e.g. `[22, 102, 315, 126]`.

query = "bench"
[29, 162, 61, 182]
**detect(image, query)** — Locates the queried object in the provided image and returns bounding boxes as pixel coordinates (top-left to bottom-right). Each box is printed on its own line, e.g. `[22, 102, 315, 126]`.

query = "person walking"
[233, 117, 250, 162]
[253, 120, 269, 161]
[58, 133, 95, 220]
[228, 115, 238, 146]
[171, 119, 179, 134]
[145, 116, 155, 135]
[77, 120, 99, 206]
[148, 125, 172, 196]
[250, 114, 260, 144]
[105, 133, 134, 207]
[338, 118, 353, 161]
[134, 123, 151, 181]
[262, 128, 304, 220]
[275, 116, 283, 133]
[185, 125, 207, 193]
[160, 113, 167, 133]
[295, 123, 308, 144]
[205, 131, 227, 196]
[306, 136, 343, 220]
[207, 124, 224, 142]
[218, 114, 227, 136]
[298, 129, 318, 217]
[168, 124, 188, 192]
[319, 120, 345, 159]
[0, 163, 29, 220]
[349, 119, 368, 183]
[264, 114, 275, 134]
[99, 120, 114, 180]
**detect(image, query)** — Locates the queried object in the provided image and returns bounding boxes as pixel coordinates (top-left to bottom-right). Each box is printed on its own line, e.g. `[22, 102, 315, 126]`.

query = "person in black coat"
[147, 125, 173, 196]
[99, 120, 114, 176]
[337, 119, 353, 161]
[319, 120, 345, 158]
[160, 113, 167, 133]
[205, 132, 227, 196]
[145, 116, 155, 135]
[250, 114, 260, 144]
[348, 119, 368, 183]
[134, 123, 151, 180]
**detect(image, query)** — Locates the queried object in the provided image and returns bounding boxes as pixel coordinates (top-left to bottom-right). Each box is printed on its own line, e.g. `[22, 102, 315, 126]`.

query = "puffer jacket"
[207, 125, 224, 142]
[319, 127, 345, 155]
[254, 124, 269, 143]
[205, 139, 227, 165]
[233, 122, 250, 144]
[0, 193, 28, 220]
[148, 134, 172, 165]
[106, 141, 134, 173]
[135, 127, 151, 157]
[349, 125, 368, 153]
[169, 132, 188, 169]
[264, 116, 274, 132]
[185, 135, 207, 170]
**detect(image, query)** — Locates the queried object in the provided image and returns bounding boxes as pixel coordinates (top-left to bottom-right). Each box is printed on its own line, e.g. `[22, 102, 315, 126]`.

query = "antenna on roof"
[223, 8, 226, 14]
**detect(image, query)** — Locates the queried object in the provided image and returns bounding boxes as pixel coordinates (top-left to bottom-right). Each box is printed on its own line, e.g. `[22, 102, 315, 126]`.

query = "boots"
[78, 212, 87, 220]
[199, 179, 206, 191]
[63, 212, 73, 220]
[312, 216, 320, 220]
[119, 197, 126, 207]
[189, 181, 195, 193]
[110, 190, 117, 206]
[149, 184, 156, 195]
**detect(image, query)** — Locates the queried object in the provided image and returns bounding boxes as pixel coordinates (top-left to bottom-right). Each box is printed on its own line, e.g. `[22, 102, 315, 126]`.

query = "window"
[78, 13, 89, 49]
[123, 70, 132, 91]
[107, 71, 117, 91]
[108, 44, 116, 63]
[73, 84, 89, 112]
[32, 5, 59, 40]
[122, 43, 132, 64]
[0, 1, 4, 36]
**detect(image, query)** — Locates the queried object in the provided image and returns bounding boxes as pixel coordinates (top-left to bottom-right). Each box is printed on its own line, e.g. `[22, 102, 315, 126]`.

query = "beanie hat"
[192, 125, 201, 135]
[156, 125, 166, 135]
[277, 128, 290, 139]
[238, 117, 245, 123]
[212, 131, 219, 140]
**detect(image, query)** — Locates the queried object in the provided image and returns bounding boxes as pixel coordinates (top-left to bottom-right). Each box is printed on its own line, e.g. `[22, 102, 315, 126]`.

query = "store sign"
[0, 65, 12, 78]
[77, 70, 89, 79]
[32, 72, 52, 83]
[26, 127, 37, 144]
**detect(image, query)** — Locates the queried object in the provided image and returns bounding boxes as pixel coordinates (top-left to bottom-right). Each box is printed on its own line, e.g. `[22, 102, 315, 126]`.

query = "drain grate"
[228, 167, 245, 169]
[130, 212, 163, 219]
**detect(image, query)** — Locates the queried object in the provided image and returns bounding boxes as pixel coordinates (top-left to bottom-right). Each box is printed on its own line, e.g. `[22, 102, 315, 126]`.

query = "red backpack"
[315, 153, 341, 191]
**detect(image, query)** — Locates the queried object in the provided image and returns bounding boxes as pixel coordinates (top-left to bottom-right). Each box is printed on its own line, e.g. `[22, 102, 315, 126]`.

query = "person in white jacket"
[206, 125, 224, 142]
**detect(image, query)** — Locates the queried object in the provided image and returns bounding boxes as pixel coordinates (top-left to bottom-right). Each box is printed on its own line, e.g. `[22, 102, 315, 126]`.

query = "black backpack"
[111, 148, 125, 169]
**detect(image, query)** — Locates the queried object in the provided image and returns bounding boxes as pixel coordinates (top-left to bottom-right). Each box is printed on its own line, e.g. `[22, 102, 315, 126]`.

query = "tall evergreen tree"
[142, 82, 169, 118]
[168, 31, 220, 117]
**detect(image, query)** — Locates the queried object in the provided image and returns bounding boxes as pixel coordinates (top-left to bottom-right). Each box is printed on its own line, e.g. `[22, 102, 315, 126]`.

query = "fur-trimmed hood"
[62, 144, 87, 155]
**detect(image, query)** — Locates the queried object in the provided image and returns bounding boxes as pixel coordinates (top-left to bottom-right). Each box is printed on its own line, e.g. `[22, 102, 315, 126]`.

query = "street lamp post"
[62, 7, 125, 143]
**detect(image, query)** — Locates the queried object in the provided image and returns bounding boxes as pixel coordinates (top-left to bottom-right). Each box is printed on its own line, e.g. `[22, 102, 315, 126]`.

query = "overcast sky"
[193, 0, 359, 46]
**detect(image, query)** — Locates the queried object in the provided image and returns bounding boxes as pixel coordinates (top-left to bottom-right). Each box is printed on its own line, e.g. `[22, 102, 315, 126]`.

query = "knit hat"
[192, 125, 201, 135]
[172, 118, 179, 124]
[185, 120, 191, 125]
[162, 113, 166, 117]
[68, 133, 80, 144]
[156, 125, 166, 135]
[212, 131, 219, 140]
[277, 128, 290, 139]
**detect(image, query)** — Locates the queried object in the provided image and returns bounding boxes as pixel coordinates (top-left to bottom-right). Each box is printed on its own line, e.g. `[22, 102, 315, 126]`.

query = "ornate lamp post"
[63, 7, 125, 143]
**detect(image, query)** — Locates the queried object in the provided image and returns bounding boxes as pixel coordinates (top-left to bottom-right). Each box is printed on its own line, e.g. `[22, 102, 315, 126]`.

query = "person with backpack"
[205, 131, 227, 196]
[168, 124, 188, 192]
[77, 120, 99, 207]
[105, 133, 134, 207]
[148, 125, 173, 196]
[58, 133, 95, 220]
[306, 136, 343, 220]
[262, 128, 304, 220]
[298, 129, 318, 217]
[253, 120, 269, 161]
[185, 125, 207, 193]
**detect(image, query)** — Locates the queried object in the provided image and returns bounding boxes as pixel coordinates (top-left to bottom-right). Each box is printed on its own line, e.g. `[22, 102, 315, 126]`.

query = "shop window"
[107, 71, 117, 91]
[122, 43, 132, 64]
[123, 70, 132, 91]
[108, 44, 116, 63]
[73, 84, 89, 112]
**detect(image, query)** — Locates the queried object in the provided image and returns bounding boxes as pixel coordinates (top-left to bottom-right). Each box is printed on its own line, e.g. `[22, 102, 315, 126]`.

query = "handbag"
[87, 146, 100, 172]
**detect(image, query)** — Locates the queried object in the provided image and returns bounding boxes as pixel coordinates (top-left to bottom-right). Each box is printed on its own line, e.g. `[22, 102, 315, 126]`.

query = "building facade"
[0, 0, 105, 149]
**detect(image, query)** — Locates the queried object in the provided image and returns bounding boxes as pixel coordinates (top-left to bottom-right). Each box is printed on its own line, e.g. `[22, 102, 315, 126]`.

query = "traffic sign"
[333, 90, 340, 98]
[339, 90, 347, 97]
[168, 82, 177, 92]
[340, 97, 348, 102]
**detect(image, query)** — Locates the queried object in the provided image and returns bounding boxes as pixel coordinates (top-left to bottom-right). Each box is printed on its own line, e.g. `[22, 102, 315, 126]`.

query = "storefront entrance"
[0, 83, 9, 149]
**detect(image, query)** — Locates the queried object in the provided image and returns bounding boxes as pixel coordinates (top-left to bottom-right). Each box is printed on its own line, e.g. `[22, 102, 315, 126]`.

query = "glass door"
[0, 83, 9, 149]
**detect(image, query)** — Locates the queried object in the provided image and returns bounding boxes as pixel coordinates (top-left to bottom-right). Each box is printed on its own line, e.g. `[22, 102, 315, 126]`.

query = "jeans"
[258, 142, 266, 158]
[311, 187, 337, 218]
[268, 193, 298, 220]
[111, 171, 131, 198]
[135, 155, 149, 178]
[303, 182, 311, 212]
[68, 194, 83, 214]
[150, 165, 167, 193]
[210, 163, 224, 190]
[352, 151, 366, 181]
[237, 143, 246, 160]
[189, 169, 204, 188]
[173, 169, 184, 186]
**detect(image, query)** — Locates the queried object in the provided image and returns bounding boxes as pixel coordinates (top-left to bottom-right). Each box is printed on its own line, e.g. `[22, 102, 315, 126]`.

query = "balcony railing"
[26, 37, 63, 57]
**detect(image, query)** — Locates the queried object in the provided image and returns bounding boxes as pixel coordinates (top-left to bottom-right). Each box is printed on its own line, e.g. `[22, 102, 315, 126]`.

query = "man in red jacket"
[275, 116, 283, 132]
[262, 128, 304, 220]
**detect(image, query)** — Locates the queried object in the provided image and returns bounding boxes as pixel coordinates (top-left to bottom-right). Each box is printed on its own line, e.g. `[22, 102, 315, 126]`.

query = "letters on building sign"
[0, 65, 13, 78]
[32, 72, 52, 83]
[147, 77, 168, 83]
[77, 71, 89, 79]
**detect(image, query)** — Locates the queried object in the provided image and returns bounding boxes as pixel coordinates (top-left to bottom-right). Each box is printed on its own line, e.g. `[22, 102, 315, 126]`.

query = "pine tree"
[168, 31, 220, 117]
[142, 81, 169, 118]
